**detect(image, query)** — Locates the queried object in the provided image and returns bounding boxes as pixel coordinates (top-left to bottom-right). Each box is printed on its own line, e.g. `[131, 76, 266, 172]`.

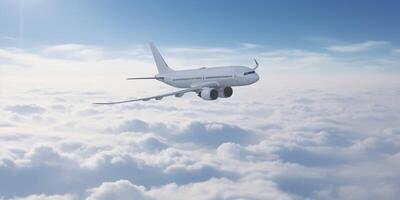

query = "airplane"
[94, 43, 259, 104]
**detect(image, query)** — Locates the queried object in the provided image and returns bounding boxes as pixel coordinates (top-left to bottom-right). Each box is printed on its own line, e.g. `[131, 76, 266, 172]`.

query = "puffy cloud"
[115, 119, 150, 133]
[1, 43, 400, 199]
[147, 177, 292, 200]
[22, 146, 75, 167]
[1, 82, 400, 199]
[164, 164, 228, 185]
[85, 178, 292, 200]
[0, 146, 80, 197]
[113, 120, 256, 148]
[175, 122, 256, 147]
[133, 135, 168, 153]
[86, 180, 152, 200]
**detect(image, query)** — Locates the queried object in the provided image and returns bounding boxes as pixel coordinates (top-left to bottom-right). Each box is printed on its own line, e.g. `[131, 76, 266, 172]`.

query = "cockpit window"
[244, 71, 255, 75]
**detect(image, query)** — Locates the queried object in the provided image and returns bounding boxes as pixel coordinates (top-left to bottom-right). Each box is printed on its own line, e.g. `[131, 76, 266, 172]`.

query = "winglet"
[253, 59, 259, 70]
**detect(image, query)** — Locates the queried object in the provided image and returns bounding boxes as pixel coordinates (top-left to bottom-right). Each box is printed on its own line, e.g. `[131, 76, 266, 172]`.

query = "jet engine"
[218, 87, 233, 98]
[199, 88, 218, 100]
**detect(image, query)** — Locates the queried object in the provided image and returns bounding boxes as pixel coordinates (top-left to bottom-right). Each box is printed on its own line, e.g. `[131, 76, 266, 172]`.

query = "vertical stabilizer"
[149, 42, 173, 74]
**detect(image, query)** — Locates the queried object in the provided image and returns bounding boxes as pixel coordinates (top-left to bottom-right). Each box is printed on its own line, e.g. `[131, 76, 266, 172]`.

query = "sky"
[1, 1, 400, 200]
[1, 0, 400, 47]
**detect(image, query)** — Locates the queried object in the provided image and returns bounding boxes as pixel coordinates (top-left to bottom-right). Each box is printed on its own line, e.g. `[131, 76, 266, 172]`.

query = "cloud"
[237, 42, 261, 49]
[1, 83, 400, 199]
[10, 194, 75, 200]
[147, 177, 292, 200]
[326, 41, 390, 53]
[115, 119, 150, 133]
[1, 36, 18, 42]
[1, 41, 400, 83]
[175, 122, 256, 147]
[44, 44, 88, 52]
[261, 49, 327, 58]
[0, 123, 14, 127]
[4, 105, 45, 115]
[217, 143, 252, 161]
[1, 42, 400, 199]
[167, 47, 234, 54]
[43, 44, 104, 60]
[334, 184, 399, 200]
[84, 178, 292, 200]
[133, 135, 168, 153]
[113, 120, 256, 148]
[276, 146, 347, 167]
[23, 145, 77, 167]
[164, 164, 229, 185]
[86, 180, 152, 200]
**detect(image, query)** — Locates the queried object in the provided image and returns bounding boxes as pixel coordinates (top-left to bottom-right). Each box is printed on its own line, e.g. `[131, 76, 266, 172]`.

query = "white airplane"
[94, 43, 259, 104]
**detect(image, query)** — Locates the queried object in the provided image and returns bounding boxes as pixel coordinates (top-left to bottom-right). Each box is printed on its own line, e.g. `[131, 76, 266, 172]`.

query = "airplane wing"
[93, 82, 218, 105]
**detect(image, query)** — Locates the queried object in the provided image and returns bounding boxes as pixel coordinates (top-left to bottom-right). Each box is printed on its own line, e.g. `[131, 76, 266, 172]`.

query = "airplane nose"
[254, 73, 259, 82]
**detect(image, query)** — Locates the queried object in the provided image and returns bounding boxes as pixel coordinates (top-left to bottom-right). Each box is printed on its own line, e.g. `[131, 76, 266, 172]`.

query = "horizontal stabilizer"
[126, 77, 164, 80]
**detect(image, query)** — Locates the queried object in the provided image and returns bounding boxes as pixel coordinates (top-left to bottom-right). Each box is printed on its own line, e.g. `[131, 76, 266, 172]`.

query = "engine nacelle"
[218, 87, 233, 98]
[199, 88, 218, 100]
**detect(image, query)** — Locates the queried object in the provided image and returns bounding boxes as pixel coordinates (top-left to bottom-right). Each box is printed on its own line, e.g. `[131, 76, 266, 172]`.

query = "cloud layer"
[1, 42, 400, 200]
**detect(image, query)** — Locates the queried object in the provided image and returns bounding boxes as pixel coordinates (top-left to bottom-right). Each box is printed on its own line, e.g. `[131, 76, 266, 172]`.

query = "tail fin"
[149, 42, 173, 74]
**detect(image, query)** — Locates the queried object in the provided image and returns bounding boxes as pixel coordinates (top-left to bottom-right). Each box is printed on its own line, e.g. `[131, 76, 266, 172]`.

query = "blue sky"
[1, 1, 400, 200]
[1, 0, 400, 49]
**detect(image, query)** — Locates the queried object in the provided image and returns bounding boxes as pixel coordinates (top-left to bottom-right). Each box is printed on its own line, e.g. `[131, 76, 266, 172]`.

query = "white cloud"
[44, 44, 88, 52]
[167, 47, 234, 54]
[2, 80, 400, 199]
[1, 36, 18, 42]
[84, 178, 291, 200]
[237, 42, 261, 49]
[43, 44, 104, 60]
[10, 194, 75, 200]
[326, 41, 390, 53]
[147, 177, 292, 200]
[4, 105, 45, 115]
[1, 42, 400, 200]
[86, 180, 152, 200]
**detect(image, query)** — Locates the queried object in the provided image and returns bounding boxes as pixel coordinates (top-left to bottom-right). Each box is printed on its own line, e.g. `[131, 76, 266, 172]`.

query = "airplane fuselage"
[94, 43, 260, 104]
[156, 66, 259, 88]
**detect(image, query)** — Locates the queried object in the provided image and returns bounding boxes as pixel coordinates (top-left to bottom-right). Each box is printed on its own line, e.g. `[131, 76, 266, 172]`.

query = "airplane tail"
[149, 42, 174, 74]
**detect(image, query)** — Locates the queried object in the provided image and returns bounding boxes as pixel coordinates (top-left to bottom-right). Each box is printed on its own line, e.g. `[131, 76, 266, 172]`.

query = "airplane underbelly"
[177, 81, 192, 88]
[219, 79, 233, 87]
[169, 80, 194, 88]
